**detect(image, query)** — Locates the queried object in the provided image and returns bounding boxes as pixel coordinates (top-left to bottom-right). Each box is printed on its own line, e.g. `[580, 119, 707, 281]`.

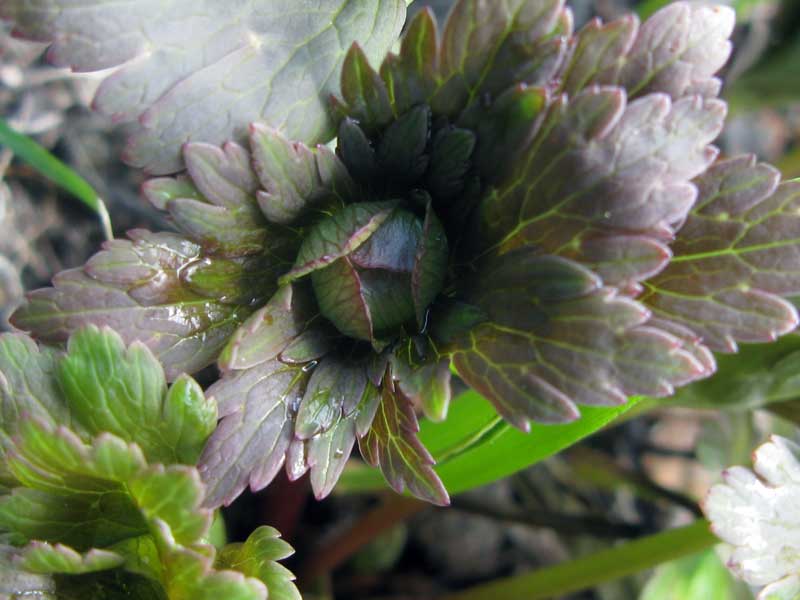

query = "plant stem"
[440, 519, 718, 600]
[300, 495, 426, 581]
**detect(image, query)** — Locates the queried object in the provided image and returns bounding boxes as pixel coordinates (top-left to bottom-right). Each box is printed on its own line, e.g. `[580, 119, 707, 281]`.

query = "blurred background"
[1, 1, 799, 598]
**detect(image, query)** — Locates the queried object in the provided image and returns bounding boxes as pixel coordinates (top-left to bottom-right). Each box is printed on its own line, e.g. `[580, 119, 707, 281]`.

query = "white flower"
[705, 436, 800, 600]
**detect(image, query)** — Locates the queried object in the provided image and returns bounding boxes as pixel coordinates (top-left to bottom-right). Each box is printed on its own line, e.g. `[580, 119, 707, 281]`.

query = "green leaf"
[358, 377, 449, 506]
[57, 326, 215, 464]
[0, 117, 112, 240]
[1, 1, 407, 173]
[216, 527, 300, 600]
[0, 418, 212, 549]
[0, 333, 68, 436]
[340, 389, 640, 496]
[19, 543, 124, 575]
[641, 550, 752, 600]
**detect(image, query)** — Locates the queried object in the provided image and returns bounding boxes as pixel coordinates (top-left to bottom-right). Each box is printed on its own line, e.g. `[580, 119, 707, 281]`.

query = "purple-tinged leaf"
[311, 258, 373, 342]
[250, 125, 325, 226]
[0, 334, 66, 432]
[336, 118, 379, 182]
[279, 328, 335, 365]
[339, 44, 394, 134]
[459, 85, 547, 182]
[183, 142, 258, 210]
[379, 8, 439, 116]
[376, 105, 431, 183]
[218, 285, 316, 372]
[642, 156, 800, 353]
[425, 125, 476, 200]
[280, 202, 395, 283]
[359, 376, 449, 506]
[199, 361, 307, 508]
[412, 204, 448, 327]
[11, 231, 248, 380]
[285, 438, 309, 483]
[620, 3, 734, 100]
[315, 144, 360, 203]
[307, 413, 358, 500]
[1, 1, 407, 173]
[454, 253, 708, 429]
[295, 356, 367, 440]
[481, 88, 725, 286]
[435, 0, 566, 115]
[350, 209, 421, 272]
[558, 16, 638, 96]
[142, 176, 202, 210]
[355, 384, 382, 439]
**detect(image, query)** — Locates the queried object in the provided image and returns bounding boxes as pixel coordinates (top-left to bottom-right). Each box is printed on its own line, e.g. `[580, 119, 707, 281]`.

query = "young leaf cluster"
[0, 327, 299, 600]
[7, 0, 800, 509]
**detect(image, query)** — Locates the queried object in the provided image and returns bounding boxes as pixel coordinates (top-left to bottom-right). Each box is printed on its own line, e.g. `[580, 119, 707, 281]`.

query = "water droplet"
[334, 448, 344, 458]
[302, 360, 319, 373]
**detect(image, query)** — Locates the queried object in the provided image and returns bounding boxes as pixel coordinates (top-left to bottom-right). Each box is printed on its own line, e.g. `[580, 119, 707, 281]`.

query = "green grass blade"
[0, 118, 112, 240]
[441, 520, 718, 600]
[338, 390, 642, 495]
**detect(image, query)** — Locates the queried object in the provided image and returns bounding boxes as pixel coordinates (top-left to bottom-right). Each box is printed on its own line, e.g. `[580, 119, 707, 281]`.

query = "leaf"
[339, 44, 394, 133]
[412, 204, 449, 327]
[359, 376, 449, 506]
[480, 87, 725, 287]
[394, 357, 452, 423]
[250, 125, 331, 226]
[146, 142, 285, 259]
[218, 284, 317, 372]
[19, 543, 124, 575]
[11, 231, 250, 379]
[434, 0, 566, 114]
[0, 418, 212, 549]
[198, 361, 308, 508]
[280, 202, 395, 283]
[619, 3, 734, 100]
[295, 356, 367, 439]
[453, 253, 708, 430]
[0, 334, 67, 435]
[153, 522, 266, 600]
[1, 0, 408, 173]
[704, 436, 800, 599]
[642, 157, 800, 353]
[307, 414, 358, 500]
[56, 326, 215, 464]
[311, 257, 374, 342]
[216, 527, 300, 600]
[339, 390, 641, 497]
[640, 550, 753, 600]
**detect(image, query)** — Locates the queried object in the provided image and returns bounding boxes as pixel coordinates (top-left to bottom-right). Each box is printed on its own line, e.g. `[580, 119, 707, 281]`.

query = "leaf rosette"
[11, 0, 800, 506]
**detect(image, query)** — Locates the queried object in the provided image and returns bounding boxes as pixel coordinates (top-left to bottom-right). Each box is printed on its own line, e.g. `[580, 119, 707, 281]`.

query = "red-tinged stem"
[300, 495, 427, 581]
